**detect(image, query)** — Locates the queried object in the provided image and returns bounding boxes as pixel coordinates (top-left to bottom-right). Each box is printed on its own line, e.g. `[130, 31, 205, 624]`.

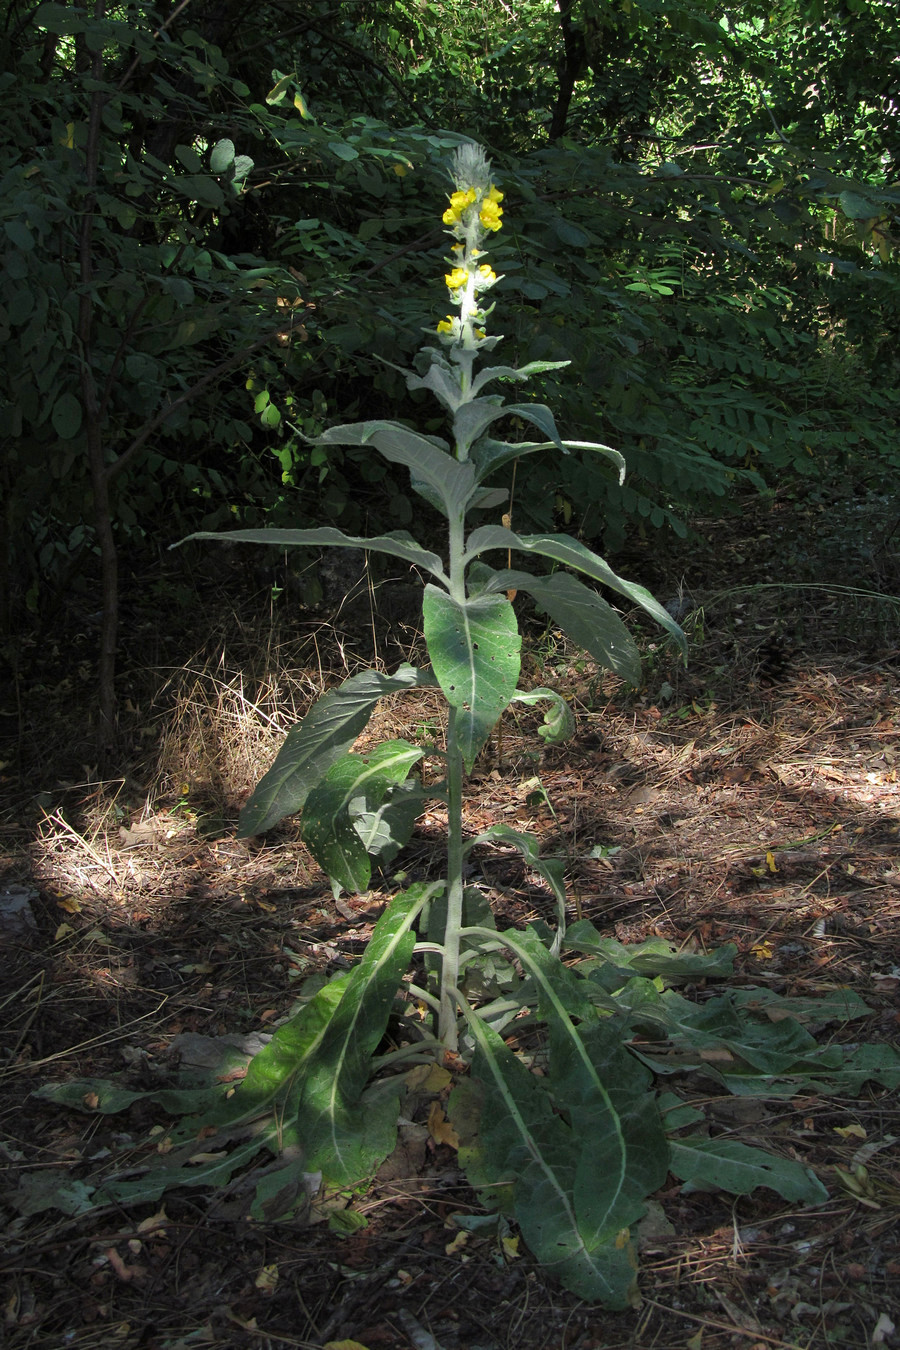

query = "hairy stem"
[438, 705, 465, 1050]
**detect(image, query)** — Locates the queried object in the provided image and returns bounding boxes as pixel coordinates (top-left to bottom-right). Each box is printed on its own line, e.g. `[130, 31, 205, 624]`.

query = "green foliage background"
[1, 0, 898, 634]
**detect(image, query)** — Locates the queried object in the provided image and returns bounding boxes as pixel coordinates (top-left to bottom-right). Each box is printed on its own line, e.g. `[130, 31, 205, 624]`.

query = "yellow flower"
[477, 264, 497, 283]
[436, 317, 455, 334]
[479, 199, 503, 232]
[444, 267, 468, 290]
[443, 187, 478, 225]
[475, 328, 486, 339]
[487, 184, 504, 204]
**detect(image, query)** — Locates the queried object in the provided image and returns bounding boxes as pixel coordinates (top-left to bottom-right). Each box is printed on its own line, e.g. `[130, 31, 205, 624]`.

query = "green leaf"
[329, 140, 359, 161]
[510, 687, 575, 743]
[351, 776, 430, 868]
[294, 886, 435, 1183]
[316, 421, 475, 520]
[180, 525, 446, 583]
[839, 190, 883, 220]
[464, 527, 686, 656]
[51, 392, 83, 440]
[4, 220, 34, 251]
[452, 1010, 655, 1308]
[173, 174, 226, 209]
[301, 740, 423, 894]
[463, 829, 568, 950]
[175, 143, 203, 172]
[237, 664, 438, 836]
[469, 359, 571, 397]
[669, 1137, 827, 1204]
[565, 923, 738, 982]
[497, 569, 642, 686]
[471, 437, 625, 485]
[209, 138, 236, 174]
[422, 585, 521, 770]
[728, 987, 872, 1024]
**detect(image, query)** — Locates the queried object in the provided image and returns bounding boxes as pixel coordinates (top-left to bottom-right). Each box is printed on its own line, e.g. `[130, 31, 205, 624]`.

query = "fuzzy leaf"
[301, 741, 423, 894]
[238, 664, 437, 836]
[451, 1012, 654, 1308]
[316, 420, 476, 519]
[510, 687, 575, 743]
[294, 885, 436, 1183]
[179, 525, 446, 583]
[471, 436, 625, 484]
[422, 585, 521, 769]
[565, 923, 738, 982]
[496, 569, 642, 685]
[669, 1136, 827, 1203]
[465, 527, 686, 655]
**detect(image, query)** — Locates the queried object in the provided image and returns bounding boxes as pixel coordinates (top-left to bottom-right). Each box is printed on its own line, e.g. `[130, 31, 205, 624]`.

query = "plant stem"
[438, 704, 465, 1050]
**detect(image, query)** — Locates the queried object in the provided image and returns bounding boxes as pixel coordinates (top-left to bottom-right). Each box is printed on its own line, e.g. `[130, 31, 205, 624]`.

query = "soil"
[1, 489, 898, 1350]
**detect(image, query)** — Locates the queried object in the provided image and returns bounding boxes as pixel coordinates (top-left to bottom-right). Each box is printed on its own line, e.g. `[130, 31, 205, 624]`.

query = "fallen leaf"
[254, 1263, 279, 1292]
[445, 1229, 468, 1256]
[105, 1248, 145, 1282]
[834, 1124, 867, 1140]
[873, 1313, 896, 1345]
[428, 1101, 460, 1150]
[501, 1234, 520, 1260]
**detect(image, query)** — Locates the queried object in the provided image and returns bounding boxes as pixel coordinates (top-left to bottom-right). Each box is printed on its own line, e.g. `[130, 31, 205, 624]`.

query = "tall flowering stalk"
[84, 142, 824, 1310]
[437, 143, 504, 376]
[178, 141, 706, 1306]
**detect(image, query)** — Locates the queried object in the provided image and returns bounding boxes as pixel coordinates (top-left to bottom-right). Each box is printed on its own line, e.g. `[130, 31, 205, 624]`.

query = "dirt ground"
[1, 490, 898, 1350]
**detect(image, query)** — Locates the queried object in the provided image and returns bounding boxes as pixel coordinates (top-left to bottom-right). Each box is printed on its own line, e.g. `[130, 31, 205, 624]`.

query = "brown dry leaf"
[105, 1248, 146, 1283]
[136, 1207, 168, 1236]
[56, 896, 82, 913]
[82, 1092, 100, 1110]
[428, 1100, 460, 1150]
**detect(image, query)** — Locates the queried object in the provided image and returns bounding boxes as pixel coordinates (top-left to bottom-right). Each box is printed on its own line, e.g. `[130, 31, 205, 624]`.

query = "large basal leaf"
[91, 975, 354, 1208]
[565, 922, 738, 983]
[316, 420, 476, 519]
[496, 569, 642, 685]
[301, 741, 424, 894]
[498, 929, 668, 1229]
[239, 664, 437, 836]
[180, 525, 446, 583]
[294, 884, 437, 1184]
[464, 526, 686, 655]
[669, 1136, 827, 1204]
[714, 1042, 900, 1099]
[450, 1013, 647, 1308]
[422, 584, 521, 770]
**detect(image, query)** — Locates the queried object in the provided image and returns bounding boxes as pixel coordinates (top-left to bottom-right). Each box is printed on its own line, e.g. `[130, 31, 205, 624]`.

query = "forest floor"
[1, 488, 899, 1350]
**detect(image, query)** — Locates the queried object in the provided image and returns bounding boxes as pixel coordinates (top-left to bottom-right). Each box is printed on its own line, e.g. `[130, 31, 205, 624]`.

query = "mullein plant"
[72, 141, 852, 1305]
